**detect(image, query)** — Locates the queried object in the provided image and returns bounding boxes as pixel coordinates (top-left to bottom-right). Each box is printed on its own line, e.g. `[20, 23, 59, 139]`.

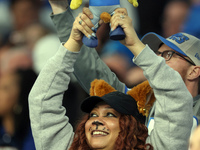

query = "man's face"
[157, 44, 192, 80]
[0, 73, 20, 116]
[11, 1, 38, 30]
[162, 1, 189, 38]
[189, 126, 200, 150]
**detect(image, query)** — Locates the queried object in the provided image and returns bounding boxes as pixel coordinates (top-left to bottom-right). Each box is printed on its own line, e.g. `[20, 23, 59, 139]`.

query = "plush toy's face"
[85, 102, 121, 150]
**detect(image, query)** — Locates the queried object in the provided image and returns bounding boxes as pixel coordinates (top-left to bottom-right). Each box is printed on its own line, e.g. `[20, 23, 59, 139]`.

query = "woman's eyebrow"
[93, 105, 113, 109]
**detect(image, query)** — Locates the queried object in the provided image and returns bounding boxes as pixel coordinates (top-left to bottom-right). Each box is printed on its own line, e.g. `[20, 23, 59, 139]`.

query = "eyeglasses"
[156, 50, 196, 66]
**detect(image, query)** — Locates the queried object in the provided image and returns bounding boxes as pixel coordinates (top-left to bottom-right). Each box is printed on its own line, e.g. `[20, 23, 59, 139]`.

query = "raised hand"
[64, 12, 95, 52]
[110, 8, 145, 56]
[70, 12, 94, 41]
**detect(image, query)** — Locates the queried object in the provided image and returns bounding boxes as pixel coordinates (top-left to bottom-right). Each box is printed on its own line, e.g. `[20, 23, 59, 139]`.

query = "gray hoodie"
[29, 42, 193, 150]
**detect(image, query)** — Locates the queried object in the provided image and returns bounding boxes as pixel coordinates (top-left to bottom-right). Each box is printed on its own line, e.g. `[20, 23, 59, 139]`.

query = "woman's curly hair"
[69, 114, 153, 150]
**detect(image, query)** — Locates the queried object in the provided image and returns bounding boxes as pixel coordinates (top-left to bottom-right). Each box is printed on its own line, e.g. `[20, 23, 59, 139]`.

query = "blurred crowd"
[0, 0, 200, 149]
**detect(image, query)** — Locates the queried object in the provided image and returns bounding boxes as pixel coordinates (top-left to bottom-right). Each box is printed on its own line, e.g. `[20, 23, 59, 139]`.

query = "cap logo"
[195, 53, 200, 61]
[168, 33, 189, 44]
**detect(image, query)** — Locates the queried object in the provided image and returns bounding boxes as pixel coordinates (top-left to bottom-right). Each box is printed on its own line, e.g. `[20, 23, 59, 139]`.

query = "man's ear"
[188, 66, 200, 80]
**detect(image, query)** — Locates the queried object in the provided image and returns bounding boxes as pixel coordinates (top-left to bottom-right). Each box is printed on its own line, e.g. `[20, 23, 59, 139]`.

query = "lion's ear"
[127, 80, 155, 117]
[90, 79, 116, 97]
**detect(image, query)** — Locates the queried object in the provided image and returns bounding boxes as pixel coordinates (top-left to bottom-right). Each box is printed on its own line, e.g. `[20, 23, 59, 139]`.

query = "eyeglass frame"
[156, 50, 196, 66]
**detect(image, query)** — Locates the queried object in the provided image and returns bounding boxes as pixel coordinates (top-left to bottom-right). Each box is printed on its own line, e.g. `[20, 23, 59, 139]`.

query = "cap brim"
[81, 93, 138, 116]
[141, 32, 187, 56]
[81, 92, 146, 124]
[81, 96, 104, 113]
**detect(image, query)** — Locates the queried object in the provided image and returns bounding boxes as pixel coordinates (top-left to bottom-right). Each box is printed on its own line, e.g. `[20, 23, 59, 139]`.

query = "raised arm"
[29, 44, 75, 150]
[134, 47, 193, 150]
[28, 16, 84, 150]
[110, 8, 193, 149]
[48, 0, 126, 94]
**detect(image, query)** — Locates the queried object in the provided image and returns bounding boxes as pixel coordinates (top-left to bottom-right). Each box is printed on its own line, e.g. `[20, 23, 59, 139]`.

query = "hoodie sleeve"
[29, 44, 78, 150]
[133, 45, 193, 150]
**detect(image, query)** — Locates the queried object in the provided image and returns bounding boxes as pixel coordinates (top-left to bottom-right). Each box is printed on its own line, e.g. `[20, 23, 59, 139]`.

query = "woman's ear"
[188, 66, 200, 80]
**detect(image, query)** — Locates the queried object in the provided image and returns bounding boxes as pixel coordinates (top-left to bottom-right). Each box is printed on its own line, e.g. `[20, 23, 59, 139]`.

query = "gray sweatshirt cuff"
[132, 44, 160, 69]
[55, 43, 80, 68]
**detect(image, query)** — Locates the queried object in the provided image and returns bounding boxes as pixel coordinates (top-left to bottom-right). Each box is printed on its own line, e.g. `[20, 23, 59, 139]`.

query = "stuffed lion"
[69, 0, 139, 48]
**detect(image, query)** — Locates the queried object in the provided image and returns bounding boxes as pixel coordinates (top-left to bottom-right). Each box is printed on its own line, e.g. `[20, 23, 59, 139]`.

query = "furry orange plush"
[127, 80, 155, 117]
[90, 79, 116, 97]
[100, 12, 111, 23]
[89, 79, 156, 117]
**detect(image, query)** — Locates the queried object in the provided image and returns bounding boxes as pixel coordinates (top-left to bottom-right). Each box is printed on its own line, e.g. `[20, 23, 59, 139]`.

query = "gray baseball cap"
[141, 32, 200, 66]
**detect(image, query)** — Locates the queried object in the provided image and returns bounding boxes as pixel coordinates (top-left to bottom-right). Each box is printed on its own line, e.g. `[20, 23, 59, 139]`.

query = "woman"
[28, 9, 152, 150]
[29, 7, 193, 150]
[0, 69, 37, 150]
[70, 89, 151, 150]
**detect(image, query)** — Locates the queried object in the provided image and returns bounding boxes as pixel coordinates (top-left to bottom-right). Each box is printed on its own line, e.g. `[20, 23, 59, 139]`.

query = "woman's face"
[85, 102, 121, 150]
[0, 73, 20, 116]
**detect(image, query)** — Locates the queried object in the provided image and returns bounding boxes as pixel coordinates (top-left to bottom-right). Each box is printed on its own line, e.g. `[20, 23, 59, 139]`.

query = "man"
[189, 125, 200, 150]
[161, 0, 190, 38]
[141, 32, 200, 129]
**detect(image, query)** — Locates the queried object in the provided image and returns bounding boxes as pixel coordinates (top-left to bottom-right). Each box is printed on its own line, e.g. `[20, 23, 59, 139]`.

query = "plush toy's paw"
[128, 0, 139, 7]
[133, 0, 139, 7]
[70, 0, 82, 10]
[110, 26, 125, 40]
[100, 12, 111, 23]
[82, 35, 98, 48]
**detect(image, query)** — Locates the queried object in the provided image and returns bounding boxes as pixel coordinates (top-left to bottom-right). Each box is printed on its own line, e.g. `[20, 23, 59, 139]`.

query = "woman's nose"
[92, 120, 104, 126]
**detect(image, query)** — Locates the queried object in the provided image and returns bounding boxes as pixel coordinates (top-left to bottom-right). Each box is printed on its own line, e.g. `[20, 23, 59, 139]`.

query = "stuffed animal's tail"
[100, 12, 111, 23]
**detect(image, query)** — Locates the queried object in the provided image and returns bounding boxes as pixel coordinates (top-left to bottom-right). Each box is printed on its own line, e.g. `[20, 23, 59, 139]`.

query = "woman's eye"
[90, 113, 98, 118]
[106, 113, 116, 117]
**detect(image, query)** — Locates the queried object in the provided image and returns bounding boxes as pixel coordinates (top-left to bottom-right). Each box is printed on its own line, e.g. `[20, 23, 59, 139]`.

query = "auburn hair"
[69, 114, 153, 150]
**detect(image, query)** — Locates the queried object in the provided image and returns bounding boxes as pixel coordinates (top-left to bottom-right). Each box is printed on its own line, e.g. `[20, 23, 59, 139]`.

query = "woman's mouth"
[91, 130, 109, 136]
